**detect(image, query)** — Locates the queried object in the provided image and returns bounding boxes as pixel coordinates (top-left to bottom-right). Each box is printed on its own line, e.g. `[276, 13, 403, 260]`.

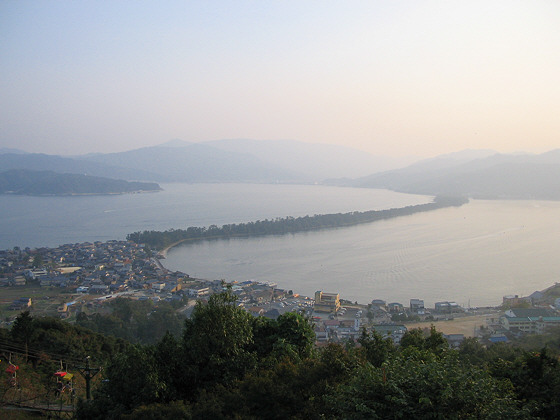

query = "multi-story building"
[502, 308, 560, 334]
[314, 291, 340, 313]
[410, 298, 425, 314]
[434, 301, 461, 313]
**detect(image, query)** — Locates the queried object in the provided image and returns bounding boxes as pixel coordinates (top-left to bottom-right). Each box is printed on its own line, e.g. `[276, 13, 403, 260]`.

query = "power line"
[0, 342, 90, 368]
[0, 337, 105, 362]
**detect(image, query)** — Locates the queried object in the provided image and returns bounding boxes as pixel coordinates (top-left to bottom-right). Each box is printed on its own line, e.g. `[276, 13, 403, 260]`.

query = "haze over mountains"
[200, 139, 413, 180]
[1, 139, 559, 200]
[340, 149, 560, 200]
[0, 139, 411, 184]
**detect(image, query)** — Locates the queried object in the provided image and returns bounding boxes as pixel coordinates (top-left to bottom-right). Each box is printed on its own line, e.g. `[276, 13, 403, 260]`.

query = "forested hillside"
[0, 169, 161, 195]
[349, 150, 560, 200]
[4, 291, 560, 419]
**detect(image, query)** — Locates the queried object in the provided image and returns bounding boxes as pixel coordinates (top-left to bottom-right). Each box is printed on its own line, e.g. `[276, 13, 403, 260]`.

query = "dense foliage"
[76, 298, 186, 344]
[5, 311, 129, 366]
[0, 311, 129, 412]
[127, 196, 468, 250]
[77, 290, 318, 419]
[6, 294, 560, 419]
[74, 291, 560, 419]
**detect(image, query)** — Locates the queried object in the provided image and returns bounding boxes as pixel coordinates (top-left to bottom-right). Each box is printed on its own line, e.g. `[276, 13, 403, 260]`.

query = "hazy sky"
[1, 1, 559, 158]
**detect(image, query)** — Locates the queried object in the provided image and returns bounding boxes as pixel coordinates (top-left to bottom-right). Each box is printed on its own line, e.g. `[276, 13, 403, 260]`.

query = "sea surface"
[2, 183, 559, 307]
[0, 183, 430, 249]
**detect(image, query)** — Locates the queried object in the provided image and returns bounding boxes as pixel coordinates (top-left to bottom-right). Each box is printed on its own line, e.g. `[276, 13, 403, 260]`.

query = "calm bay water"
[0, 183, 430, 248]
[165, 199, 560, 307]
[2, 183, 559, 307]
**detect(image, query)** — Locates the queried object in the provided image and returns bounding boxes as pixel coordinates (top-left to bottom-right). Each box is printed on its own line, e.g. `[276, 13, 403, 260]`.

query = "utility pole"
[77, 356, 101, 400]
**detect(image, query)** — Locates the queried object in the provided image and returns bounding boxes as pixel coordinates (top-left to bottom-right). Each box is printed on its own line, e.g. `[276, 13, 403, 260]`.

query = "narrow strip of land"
[128, 196, 468, 251]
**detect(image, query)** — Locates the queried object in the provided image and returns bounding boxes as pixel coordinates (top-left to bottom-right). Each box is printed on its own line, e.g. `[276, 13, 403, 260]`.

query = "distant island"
[0, 169, 162, 195]
[127, 196, 468, 250]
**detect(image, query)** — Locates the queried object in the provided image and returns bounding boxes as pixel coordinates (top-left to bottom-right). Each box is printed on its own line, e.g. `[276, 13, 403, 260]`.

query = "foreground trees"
[7, 295, 560, 419]
[77, 290, 317, 419]
[76, 298, 185, 345]
[328, 349, 521, 419]
[72, 292, 560, 419]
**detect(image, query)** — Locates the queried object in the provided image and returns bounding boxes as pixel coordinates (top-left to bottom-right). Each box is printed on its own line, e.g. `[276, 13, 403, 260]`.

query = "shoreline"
[159, 239, 188, 258]
[139, 196, 468, 257]
[1, 189, 162, 197]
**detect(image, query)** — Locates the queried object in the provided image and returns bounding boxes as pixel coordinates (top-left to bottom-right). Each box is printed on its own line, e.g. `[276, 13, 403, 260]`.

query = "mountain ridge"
[344, 149, 560, 200]
[3, 142, 560, 199]
[1, 139, 411, 183]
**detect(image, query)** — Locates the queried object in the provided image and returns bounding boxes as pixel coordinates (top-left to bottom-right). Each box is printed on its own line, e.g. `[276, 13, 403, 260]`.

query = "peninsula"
[0, 169, 162, 195]
[127, 195, 468, 250]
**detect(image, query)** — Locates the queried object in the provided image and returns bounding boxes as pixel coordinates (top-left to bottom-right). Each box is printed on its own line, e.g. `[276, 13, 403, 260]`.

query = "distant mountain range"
[77, 141, 301, 183]
[0, 139, 411, 183]
[200, 139, 413, 179]
[2, 141, 559, 200]
[335, 149, 560, 200]
[0, 169, 161, 196]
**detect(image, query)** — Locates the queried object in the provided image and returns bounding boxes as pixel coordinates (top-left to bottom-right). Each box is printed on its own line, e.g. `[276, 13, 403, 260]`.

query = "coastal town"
[2, 239, 560, 349]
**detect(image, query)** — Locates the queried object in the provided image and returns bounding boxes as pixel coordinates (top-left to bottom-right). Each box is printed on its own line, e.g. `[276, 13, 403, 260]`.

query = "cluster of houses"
[312, 287, 560, 347]
[479, 290, 560, 343]
[366, 298, 462, 317]
[0, 240, 284, 319]
[9, 297, 32, 311]
[311, 291, 468, 346]
[3, 241, 560, 348]
[5, 242, 180, 296]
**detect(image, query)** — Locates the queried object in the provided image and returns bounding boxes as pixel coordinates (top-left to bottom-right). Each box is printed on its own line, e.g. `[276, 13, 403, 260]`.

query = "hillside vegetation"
[0, 169, 161, 195]
[4, 292, 560, 419]
[349, 149, 560, 200]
